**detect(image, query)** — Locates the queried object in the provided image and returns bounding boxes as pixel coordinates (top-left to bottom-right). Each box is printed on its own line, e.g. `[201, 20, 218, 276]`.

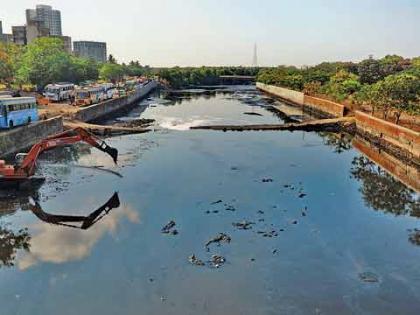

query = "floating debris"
[189, 254, 205, 266]
[161, 220, 177, 234]
[205, 233, 231, 249]
[210, 255, 226, 268]
[258, 230, 278, 238]
[262, 178, 274, 183]
[232, 220, 255, 230]
[359, 272, 380, 283]
[225, 205, 236, 212]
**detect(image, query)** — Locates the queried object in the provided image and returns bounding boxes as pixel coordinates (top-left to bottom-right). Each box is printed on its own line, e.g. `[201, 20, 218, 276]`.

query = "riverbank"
[257, 82, 420, 166]
[0, 81, 157, 158]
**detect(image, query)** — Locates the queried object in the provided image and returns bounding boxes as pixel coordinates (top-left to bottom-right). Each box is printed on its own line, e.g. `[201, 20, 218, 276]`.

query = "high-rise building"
[26, 19, 49, 43]
[12, 26, 27, 45]
[73, 41, 107, 63]
[25, 4, 62, 43]
[0, 20, 14, 44]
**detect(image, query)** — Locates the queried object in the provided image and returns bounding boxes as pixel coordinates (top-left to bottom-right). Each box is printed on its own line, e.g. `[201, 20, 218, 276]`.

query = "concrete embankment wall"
[355, 111, 420, 162]
[0, 116, 63, 158]
[304, 95, 345, 117]
[257, 82, 420, 163]
[257, 82, 344, 118]
[73, 81, 158, 122]
[256, 82, 304, 105]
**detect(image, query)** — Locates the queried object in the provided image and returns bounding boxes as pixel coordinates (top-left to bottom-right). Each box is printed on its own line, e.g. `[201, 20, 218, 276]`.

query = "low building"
[12, 26, 27, 45]
[73, 41, 107, 63]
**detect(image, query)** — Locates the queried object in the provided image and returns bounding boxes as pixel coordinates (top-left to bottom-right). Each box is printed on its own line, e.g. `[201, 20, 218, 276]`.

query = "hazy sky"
[1, 0, 419, 66]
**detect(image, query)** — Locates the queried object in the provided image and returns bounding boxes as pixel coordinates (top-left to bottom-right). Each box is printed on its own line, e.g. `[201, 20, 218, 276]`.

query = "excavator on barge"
[0, 127, 118, 190]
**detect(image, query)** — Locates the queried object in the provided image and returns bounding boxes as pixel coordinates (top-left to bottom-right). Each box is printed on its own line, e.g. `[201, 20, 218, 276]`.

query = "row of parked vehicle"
[0, 78, 151, 129]
[43, 78, 150, 106]
[43, 82, 117, 106]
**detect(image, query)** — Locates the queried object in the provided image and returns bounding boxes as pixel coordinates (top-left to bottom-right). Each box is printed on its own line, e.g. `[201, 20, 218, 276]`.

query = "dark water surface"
[1, 86, 419, 315]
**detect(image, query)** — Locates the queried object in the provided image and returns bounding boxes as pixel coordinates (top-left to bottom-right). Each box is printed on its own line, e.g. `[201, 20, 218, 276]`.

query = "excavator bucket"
[97, 141, 118, 164]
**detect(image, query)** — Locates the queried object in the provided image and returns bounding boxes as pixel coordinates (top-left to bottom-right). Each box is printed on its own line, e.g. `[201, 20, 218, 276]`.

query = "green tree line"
[157, 66, 260, 89]
[0, 37, 151, 90]
[257, 55, 420, 123]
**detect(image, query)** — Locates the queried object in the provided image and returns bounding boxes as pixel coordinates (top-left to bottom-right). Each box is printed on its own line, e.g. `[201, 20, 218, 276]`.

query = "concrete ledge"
[304, 95, 345, 117]
[355, 111, 420, 161]
[0, 116, 64, 158]
[257, 82, 304, 105]
[257, 82, 342, 118]
[73, 81, 157, 122]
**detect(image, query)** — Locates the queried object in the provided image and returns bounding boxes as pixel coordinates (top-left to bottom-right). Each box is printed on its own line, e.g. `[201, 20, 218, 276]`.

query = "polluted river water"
[0, 86, 419, 315]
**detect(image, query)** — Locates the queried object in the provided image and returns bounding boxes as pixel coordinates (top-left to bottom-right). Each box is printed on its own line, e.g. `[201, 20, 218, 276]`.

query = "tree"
[358, 57, 383, 84]
[379, 55, 408, 77]
[325, 70, 361, 101]
[99, 63, 124, 82]
[16, 37, 72, 89]
[0, 42, 24, 84]
[379, 73, 420, 124]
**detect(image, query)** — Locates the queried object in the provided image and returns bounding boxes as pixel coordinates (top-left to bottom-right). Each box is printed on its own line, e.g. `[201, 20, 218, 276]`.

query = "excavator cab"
[0, 127, 119, 190]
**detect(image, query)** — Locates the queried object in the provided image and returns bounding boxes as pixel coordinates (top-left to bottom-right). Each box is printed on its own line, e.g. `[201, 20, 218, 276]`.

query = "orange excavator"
[0, 127, 118, 190]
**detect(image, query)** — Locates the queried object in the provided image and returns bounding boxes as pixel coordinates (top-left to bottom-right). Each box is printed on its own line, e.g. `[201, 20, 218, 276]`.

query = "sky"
[1, 0, 419, 67]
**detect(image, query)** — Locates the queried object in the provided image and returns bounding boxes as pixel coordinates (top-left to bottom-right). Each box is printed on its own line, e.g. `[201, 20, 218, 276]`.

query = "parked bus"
[0, 97, 38, 129]
[100, 83, 116, 100]
[44, 83, 75, 102]
[75, 86, 105, 106]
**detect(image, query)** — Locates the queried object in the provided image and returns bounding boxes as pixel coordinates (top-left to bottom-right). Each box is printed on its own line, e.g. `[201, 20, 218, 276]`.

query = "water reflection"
[319, 132, 353, 154]
[350, 156, 419, 217]
[0, 192, 139, 270]
[29, 192, 121, 230]
[18, 193, 139, 270]
[0, 225, 30, 268]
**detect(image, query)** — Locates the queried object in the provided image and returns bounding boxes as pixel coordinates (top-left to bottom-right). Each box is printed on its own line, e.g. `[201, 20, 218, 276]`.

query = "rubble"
[161, 220, 178, 234]
[189, 254, 205, 266]
[205, 233, 231, 249]
[210, 255, 226, 268]
[232, 220, 255, 230]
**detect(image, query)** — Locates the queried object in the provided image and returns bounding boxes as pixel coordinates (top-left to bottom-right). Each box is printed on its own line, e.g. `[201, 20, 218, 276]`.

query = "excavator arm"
[16, 127, 118, 177]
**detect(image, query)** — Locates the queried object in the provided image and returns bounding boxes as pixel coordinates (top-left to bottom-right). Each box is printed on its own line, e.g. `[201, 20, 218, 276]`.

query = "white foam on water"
[158, 117, 215, 131]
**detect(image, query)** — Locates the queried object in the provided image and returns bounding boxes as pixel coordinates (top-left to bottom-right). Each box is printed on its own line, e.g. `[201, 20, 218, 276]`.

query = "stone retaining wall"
[0, 116, 63, 158]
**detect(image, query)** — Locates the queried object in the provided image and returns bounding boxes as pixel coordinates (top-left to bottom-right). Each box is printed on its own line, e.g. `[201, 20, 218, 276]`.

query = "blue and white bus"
[0, 97, 38, 129]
